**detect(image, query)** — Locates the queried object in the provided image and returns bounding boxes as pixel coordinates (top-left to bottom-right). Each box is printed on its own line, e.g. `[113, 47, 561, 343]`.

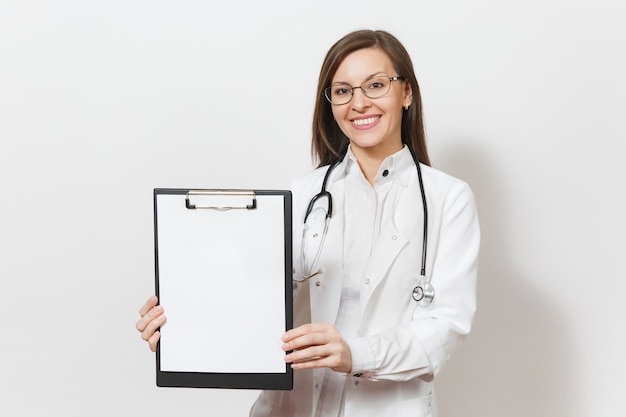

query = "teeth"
[352, 116, 379, 126]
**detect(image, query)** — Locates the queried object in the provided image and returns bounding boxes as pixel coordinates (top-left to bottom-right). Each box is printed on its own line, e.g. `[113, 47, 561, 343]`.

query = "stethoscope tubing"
[412, 153, 428, 278]
[301, 150, 433, 305]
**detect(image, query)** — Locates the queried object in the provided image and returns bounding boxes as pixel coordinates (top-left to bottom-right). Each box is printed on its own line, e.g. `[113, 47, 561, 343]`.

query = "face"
[330, 47, 412, 159]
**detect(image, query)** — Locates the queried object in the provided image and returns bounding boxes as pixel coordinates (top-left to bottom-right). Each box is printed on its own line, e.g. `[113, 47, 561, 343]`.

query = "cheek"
[331, 107, 342, 121]
[332, 109, 350, 129]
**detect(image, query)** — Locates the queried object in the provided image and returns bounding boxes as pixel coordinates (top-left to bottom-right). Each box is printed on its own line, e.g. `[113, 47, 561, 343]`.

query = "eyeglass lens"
[325, 76, 394, 105]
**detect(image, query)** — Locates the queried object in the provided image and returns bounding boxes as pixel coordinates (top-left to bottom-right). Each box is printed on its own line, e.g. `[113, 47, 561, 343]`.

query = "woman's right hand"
[136, 295, 166, 352]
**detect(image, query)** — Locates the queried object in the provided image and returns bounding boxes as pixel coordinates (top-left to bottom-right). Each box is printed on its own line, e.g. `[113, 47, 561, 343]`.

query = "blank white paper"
[156, 193, 287, 373]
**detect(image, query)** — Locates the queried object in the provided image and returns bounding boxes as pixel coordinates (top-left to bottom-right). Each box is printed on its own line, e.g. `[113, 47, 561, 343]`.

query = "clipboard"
[153, 188, 293, 390]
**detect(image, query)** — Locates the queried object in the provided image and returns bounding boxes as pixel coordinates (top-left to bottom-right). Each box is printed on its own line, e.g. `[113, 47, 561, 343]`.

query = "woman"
[137, 29, 480, 417]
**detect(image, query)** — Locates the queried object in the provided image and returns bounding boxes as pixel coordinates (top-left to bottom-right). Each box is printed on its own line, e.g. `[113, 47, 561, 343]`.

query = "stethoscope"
[298, 150, 434, 307]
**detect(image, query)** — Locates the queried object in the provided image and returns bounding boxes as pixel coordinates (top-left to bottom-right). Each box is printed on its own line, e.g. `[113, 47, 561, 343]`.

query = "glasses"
[324, 75, 406, 105]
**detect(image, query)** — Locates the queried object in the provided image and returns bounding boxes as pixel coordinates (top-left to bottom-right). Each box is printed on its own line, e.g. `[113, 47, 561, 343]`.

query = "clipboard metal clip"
[185, 190, 257, 211]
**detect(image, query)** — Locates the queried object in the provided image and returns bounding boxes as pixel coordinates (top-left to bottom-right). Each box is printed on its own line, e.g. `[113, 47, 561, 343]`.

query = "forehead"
[332, 48, 395, 83]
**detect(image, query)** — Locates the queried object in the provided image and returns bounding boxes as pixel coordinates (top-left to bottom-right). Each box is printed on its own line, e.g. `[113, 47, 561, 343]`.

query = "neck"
[351, 143, 403, 185]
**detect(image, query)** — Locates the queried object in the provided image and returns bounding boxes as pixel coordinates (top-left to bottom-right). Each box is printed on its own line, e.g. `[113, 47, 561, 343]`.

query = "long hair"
[311, 30, 430, 167]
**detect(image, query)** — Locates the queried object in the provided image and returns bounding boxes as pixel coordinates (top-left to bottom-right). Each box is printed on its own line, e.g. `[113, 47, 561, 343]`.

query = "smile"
[351, 116, 380, 127]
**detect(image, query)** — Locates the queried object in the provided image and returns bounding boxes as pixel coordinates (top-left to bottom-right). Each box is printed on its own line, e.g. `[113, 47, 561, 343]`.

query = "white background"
[1, 1, 624, 416]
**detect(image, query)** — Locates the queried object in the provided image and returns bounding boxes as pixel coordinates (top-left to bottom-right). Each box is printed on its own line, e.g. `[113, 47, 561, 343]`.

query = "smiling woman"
[311, 30, 430, 172]
[137, 29, 480, 417]
[327, 48, 412, 183]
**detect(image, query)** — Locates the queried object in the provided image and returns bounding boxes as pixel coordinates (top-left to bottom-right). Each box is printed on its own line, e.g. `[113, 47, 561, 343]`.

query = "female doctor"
[137, 29, 480, 417]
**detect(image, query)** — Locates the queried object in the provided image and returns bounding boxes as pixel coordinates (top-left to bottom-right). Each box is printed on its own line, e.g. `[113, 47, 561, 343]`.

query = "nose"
[351, 88, 371, 111]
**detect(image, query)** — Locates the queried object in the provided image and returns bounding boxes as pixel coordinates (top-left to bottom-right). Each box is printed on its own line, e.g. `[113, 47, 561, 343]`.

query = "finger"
[290, 357, 325, 370]
[148, 330, 161, 352]
[281, 324, 311, 342]
[136, 304, 163, 332]
[282, 331, 328, 352]
[291, 357, 344, 371]
[141, 314, 166, 341]
[282, 323, 332, 343]
[289, 354, 340, 370]
[284, 345, 327, 364]
[289, 348, 350, 372]
[139, 296, 158, 317]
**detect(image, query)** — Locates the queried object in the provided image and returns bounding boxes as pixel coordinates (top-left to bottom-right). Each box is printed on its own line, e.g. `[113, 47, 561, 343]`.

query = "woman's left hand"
[282, 323, 352, 373]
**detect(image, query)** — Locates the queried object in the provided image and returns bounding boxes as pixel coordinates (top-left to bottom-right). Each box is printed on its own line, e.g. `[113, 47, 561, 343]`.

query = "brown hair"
[311, 29, 430, 167]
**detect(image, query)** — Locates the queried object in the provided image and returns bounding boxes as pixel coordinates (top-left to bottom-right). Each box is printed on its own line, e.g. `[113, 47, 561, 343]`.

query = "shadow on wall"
[432, 139, 581, 417]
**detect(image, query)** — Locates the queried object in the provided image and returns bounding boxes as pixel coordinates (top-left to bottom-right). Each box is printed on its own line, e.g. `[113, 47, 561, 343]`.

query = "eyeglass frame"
[323, 75, 406, 105]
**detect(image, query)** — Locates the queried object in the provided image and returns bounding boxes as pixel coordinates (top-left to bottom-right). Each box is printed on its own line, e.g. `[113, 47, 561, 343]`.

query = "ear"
[403, 81, 413, 108]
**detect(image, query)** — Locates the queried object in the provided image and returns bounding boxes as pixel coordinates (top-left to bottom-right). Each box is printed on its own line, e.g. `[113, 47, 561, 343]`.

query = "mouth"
[351, 115, 380, 127]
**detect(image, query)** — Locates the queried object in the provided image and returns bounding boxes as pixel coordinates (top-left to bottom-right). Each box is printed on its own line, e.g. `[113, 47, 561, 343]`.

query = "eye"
[367, 80, 386, 90]
[333, 86, 352, 96]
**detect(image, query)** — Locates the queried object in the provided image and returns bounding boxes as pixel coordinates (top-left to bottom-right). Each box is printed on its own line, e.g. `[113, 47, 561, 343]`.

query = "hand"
[135, 295, 166, 352]
[282, 323, 352, 373]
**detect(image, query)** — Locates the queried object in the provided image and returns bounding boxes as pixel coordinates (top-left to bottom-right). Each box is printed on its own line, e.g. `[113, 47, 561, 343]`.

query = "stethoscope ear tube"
[303, 191, 332, 224]
[299, 159, 341, 281]
[303, 158, 341, 223]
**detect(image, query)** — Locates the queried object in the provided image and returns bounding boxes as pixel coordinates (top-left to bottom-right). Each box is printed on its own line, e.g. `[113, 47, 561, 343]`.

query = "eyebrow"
[331, 71, 388, 85]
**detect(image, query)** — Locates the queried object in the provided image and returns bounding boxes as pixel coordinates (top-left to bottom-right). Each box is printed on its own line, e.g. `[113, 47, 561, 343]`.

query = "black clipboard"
[153, 188, 293, 390]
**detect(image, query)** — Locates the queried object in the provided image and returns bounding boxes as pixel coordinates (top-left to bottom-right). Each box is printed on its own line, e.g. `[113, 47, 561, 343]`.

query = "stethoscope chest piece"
[412, 279, 435, 306]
